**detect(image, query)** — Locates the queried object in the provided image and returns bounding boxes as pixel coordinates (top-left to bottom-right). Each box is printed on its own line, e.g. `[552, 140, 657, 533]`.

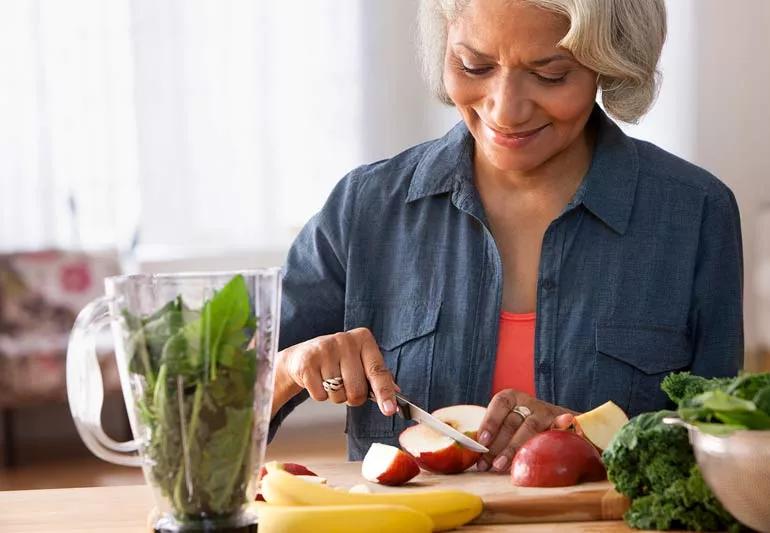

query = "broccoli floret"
[661, 372, 733, 406]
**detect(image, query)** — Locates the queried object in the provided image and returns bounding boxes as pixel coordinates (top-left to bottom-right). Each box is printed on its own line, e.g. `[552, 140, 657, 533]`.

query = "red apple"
[398, 405, 486, 474]
[258, 462, 317, 480]
[361, 443, 420, 486]
[511, 430, 606, 487]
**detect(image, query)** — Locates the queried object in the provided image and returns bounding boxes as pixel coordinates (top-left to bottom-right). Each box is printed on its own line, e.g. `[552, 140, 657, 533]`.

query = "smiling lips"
[484, 122, 549, 148]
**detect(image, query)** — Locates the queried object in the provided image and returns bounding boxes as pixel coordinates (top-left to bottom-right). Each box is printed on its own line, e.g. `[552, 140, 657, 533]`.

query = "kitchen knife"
[370, 390, 489, 453]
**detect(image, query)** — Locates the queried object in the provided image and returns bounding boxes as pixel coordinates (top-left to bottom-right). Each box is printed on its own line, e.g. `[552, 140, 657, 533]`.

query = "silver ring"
[322, 376, 344, 392]
[511, 405, 532, 420]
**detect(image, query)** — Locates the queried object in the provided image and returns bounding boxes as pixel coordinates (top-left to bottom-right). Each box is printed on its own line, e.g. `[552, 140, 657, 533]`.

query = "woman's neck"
[474, 123, 596, 206]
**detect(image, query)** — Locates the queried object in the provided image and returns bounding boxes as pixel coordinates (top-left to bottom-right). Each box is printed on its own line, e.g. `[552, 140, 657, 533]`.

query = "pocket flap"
[596, 323, 692, 375]
[345, 300, 440, 351]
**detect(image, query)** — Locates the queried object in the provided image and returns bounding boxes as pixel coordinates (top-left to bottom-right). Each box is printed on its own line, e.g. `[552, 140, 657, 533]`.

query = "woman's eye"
[533, 72, 567, 84]
[460, 64, 493, 76]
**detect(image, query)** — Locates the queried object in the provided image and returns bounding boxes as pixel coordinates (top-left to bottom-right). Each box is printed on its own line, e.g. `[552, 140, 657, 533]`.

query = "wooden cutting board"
[308, 462, 630, 525]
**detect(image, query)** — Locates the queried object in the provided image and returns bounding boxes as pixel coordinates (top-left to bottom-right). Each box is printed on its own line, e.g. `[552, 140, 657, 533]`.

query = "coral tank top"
[491, 311, 536, 397]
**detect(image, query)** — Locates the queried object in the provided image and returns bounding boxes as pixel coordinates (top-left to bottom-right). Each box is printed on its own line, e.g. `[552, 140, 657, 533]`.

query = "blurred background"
[1, 0, 769, 491]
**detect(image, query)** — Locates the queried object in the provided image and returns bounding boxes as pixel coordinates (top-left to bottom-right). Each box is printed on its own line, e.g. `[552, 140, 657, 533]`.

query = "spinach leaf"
[126, 275, 258, 522]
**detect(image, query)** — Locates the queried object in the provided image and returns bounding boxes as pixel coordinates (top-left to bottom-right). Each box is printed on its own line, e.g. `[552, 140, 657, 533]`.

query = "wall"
[693, 0, 770, 350]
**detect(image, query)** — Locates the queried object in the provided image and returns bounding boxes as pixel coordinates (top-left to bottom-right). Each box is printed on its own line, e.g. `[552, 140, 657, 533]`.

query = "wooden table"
[0, 484, 640, 533]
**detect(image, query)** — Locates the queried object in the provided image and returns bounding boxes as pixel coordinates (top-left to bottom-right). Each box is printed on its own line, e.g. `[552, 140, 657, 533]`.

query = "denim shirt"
[270, 106, 743, 460]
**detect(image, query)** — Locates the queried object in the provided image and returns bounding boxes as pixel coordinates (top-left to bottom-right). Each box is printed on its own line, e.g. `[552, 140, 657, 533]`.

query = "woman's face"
[443, 0, 598, 174]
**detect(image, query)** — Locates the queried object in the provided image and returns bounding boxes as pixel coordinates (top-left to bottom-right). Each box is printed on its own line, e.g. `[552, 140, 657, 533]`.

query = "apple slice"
[361, 443, 420, 486]
[257, 462, 321, 500]
[399, 405, 486, 474]
[574, 401, 629, 451]
[511, 430, 606, 487]
[259, 461, 317, 480]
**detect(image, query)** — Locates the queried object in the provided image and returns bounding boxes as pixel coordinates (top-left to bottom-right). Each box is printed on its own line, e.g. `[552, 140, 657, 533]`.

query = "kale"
[661, 372, 733, 405]
[625, 466, 741, 533]
[602, 378, 744, 531]
[602, 411, 693, 500]
[125, 275, 258, 521]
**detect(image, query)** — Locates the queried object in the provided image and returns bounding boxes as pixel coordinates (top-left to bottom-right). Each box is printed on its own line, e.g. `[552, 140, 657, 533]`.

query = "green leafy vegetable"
[663, 371, 770, 434]
[125, 275, 258, 522]
[603, 373, 754, 532]
[660, 372, 733, 405]
[624, 465, 739, 532]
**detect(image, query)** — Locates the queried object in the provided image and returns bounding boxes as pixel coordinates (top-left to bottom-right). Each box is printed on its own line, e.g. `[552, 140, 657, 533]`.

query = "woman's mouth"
[483, 122, 549, 149]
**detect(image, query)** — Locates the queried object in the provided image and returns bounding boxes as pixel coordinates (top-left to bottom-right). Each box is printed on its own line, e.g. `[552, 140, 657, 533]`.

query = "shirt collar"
[406, 121, 473, 203]
[406, 105, 638, 235]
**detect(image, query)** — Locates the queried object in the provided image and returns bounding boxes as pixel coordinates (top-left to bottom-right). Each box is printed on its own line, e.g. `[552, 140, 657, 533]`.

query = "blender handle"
[66, 296, 142, 467]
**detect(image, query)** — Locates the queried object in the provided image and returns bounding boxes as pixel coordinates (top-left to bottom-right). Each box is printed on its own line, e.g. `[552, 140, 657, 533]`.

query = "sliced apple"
[259, 461, 317, 480]
[574, 401, 629, 451]
[399, 404, 486, 474]
[362, 443, 420, 486]
[257, 462, 321, 500]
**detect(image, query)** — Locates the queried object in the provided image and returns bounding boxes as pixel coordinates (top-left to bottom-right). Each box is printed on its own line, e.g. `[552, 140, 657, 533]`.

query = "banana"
[255, 503, 433, 533]
[261, 465, 482, 531]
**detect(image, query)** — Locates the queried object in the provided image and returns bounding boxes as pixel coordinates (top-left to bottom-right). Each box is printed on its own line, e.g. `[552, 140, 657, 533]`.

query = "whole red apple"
[510, 430, 606, 487]
[361, 443, 420, 486]
[399, 405, 486, 474]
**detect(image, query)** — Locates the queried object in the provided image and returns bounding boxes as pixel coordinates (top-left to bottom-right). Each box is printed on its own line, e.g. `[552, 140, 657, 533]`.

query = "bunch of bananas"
[255, 462, 483, 532]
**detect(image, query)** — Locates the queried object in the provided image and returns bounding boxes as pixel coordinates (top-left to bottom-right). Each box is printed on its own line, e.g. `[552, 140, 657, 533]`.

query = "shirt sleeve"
[267, 172, 360, 442]
[689, 185, 744, 378]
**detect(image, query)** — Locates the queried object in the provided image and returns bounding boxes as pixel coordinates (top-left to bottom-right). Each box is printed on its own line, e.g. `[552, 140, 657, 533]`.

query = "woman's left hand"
[476, 389, 577, 473]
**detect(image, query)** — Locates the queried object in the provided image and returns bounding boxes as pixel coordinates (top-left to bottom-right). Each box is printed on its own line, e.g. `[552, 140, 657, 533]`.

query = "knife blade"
[390, 391, 489, 453]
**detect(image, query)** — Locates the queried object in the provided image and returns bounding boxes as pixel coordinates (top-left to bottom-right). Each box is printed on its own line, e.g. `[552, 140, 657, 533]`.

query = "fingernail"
[479, 431, 492, 446]
[476, 459, 489, 471]
[382, 399, 396, 415]
[492, 455, 509, 471]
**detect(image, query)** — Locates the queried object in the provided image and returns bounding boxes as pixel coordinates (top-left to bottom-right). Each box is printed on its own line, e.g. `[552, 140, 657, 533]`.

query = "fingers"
[339, 340, 368, 407]
[320, 355, 346, 405]
[284, 328, 397, 416]
[491, 414, 547, 473]
[552, 413, 575, 430]
[482, 408, 528, 473]
[355, 328, 397, 416]
[476, 391, 564, 474]
[476, 390, 519, 471]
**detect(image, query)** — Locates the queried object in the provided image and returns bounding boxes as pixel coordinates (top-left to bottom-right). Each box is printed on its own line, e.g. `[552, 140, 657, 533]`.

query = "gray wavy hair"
[417, 0, 667, 123]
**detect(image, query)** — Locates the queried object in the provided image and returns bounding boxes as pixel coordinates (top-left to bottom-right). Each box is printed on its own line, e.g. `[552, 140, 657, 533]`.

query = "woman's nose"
[485, 73, 532, 129]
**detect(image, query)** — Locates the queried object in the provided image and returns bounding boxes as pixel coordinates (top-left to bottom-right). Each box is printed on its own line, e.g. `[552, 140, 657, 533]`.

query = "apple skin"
[398, 404, 487, 475]
[398, 425, 482, 475]
[510, 430, 607, 487]
[258, 462, 317, 480]
[362, 444, 420, 486]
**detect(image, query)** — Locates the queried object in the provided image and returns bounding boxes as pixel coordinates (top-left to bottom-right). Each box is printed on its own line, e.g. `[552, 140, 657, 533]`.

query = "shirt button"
[542, 279, 556, 291]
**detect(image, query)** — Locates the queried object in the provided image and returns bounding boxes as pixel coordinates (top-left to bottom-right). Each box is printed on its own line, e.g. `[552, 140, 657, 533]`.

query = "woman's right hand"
[271, 327, 399, 418]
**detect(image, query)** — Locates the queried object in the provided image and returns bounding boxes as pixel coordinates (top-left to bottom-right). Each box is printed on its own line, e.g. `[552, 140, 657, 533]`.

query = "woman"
[269, 0, 743, 474]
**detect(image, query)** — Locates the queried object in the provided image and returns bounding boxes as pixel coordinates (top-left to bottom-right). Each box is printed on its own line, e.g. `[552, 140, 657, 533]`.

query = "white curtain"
[0, 0, 365, 258]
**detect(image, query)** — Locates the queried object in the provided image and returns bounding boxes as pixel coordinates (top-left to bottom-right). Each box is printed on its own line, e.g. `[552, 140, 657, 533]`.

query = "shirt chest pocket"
[591, 323, 693, 417]
[344, 300, 440, 438]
